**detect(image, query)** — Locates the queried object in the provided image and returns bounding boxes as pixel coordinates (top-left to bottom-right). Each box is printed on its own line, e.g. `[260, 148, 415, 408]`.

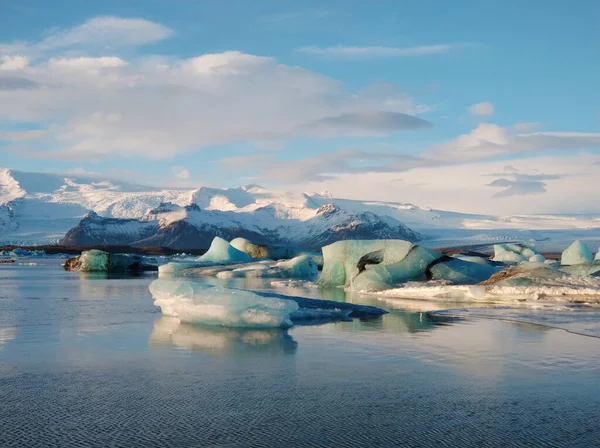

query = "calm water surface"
[1, 259, 599, 447]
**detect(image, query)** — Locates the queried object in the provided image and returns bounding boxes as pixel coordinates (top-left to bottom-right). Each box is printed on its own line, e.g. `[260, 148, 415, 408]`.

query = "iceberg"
[198, 236, 252, 264]
[429, 258, 501, 285]
[452, 255, 492, 265]
[317, 240, 481, 292]
[64, 250, 157, 272]
[149, 279, 299, 328]
[493, 251, 527, 264]
[559, 263, 600, 276]
[273, 255, 319, 279]
[561, 240, 593, 266]
[492, 242, 540, 264]
[230, 238, 324, 266]
[318, 239, 414, 287]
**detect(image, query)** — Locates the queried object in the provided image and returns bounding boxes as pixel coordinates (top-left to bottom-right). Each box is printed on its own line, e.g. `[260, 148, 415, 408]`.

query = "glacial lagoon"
[1, 258, 599, 447]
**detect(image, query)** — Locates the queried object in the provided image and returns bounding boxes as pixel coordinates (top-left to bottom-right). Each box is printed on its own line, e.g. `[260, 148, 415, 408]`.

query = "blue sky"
[1, 0, 599, 214]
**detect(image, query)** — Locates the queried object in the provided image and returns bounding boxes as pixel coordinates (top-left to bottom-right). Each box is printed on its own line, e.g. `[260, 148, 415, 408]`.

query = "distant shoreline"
[0, 243, 562, 260]
[0, 245, 207, 256]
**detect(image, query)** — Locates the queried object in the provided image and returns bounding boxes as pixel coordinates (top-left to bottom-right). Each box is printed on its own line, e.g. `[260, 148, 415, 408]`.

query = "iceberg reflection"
[149, 317, 298, 355]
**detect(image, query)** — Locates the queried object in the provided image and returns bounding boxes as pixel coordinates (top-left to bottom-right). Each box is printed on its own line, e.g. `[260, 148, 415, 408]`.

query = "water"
[1, 259, 599, 447]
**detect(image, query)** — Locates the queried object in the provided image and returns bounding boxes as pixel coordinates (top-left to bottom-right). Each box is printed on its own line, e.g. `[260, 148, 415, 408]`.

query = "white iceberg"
[492, 242, 540, 264]
[198, 236, 252, 264]
[493, 251, 527, 264]
[149, 279, 298, 328]
[561, 240, 593, 266]
[318, 239, 415, 287]
[230, 237, 324, 267]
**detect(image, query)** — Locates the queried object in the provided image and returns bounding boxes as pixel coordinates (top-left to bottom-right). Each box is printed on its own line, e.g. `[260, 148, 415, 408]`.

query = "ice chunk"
[350, 266, 394, 292]
[274, 255, 319, 279]
[350, 246, 443, 292]
[561, 240, 593, 266]
[480, 261, 566, 286]
[493, 244, 511, 256]
[318, 240, 414, 287]
[76, 249, 109, 271]
[149, 279, 299, 328]
[493, 250, 527, 264]
[529, 254, 545, 263]
[452, 255, 492, 265]
[159, 261, 205, 275]
[230, 238, 323, 266]
[559, 263, 600, 276]
[216, 255, 319, 280]
[64, 250, 157, 272]
[493, 242, 538, 264]
[429, 258, 500, 285]
[521, 248, 538, 259]
[198, 237, 252, 264]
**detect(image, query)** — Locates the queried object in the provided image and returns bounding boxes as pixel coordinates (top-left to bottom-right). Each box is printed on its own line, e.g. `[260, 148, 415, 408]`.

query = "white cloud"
[0, 129, 47, 141]
[468, 101, 494, 116]
[513, 122, 541, 132]
[297, 153, 600, 215]
[48, 56, 128, 70]
[297, 44, 460, 58]
[171, 166, 190, 180]
[0, 21, 430, 160]
[38, 16, 173, 50]
[0, 55, 29, 70]
[427, 124, 600, 162]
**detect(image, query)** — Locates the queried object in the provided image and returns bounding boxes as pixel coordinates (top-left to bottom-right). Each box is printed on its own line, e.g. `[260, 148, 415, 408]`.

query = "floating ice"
[274, 255, 319, 279]
[493, 251, 527, 264]
[561, 240, 593, 266]
[559, 264, 600, 276]
[230, 238, 323, 266]
[317, 239, 501, 292]
[64, 250, 158, 272]
[75, 249, 109, 271]
[452, 255, 491, 265]
[318, 240, 415, 287]
[529, 254, 546, 263]
[492, 242, 540, 264]
[429, 258, 500, 285]
[149, 279, 299, 328]
[198, 237, 252, 264]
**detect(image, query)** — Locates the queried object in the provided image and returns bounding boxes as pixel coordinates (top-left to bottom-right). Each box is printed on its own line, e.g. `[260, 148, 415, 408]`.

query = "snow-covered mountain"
[2, 168, 600, 249]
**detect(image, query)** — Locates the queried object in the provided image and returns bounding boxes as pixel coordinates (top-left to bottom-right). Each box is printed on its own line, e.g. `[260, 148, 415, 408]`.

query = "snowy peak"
[2, 168, 600, 247]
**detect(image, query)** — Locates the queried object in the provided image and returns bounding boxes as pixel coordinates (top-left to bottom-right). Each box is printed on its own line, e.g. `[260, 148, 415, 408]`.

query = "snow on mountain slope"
[1, 168, 600, 248]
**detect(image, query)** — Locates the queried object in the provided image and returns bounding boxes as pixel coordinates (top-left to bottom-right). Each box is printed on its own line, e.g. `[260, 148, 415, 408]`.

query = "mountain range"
[2, 168, 600, 250]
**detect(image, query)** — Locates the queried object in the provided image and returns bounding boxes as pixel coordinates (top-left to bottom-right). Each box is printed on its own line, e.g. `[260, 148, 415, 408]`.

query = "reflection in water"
[149, 317, 298, 355]
[334, 310, 461, 335]
[76, 271, 155, 280]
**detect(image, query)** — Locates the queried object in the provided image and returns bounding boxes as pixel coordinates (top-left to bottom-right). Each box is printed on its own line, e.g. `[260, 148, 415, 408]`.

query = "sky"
[0, 0, 599, 215]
